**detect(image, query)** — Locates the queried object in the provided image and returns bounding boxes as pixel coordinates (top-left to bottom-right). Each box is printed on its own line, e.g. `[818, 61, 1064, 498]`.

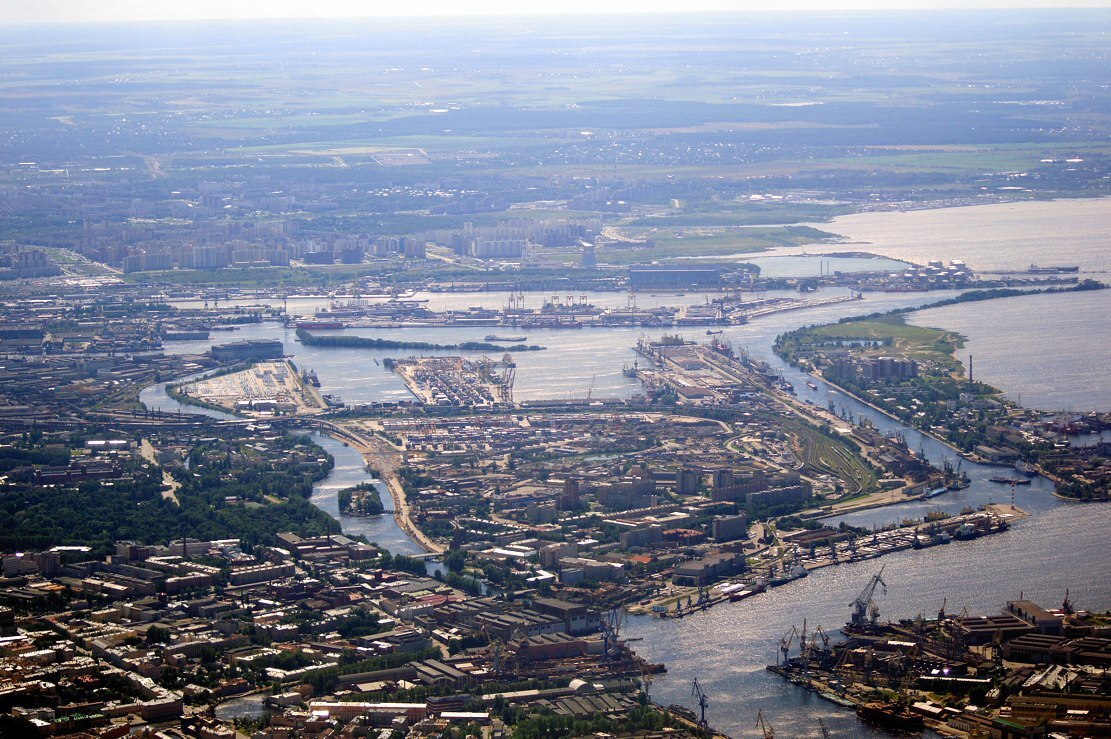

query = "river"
[140, 378, 425, 556]
[142, 199, 1110, 737]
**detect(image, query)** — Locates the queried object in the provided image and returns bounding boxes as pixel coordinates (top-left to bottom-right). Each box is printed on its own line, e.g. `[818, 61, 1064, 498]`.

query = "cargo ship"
[819, 692, 856, 708]
[1028, 263, 1079, 274]
[805, 380, 818, 390]
[947, 476, 971, 491]
[913, 531, 951, 548]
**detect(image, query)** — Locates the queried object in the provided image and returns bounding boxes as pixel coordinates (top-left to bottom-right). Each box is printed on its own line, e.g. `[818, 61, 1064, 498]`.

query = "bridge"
[400, 552, 441, 561]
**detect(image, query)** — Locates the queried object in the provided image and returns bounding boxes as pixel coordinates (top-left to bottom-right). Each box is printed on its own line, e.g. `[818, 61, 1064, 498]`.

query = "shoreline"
[312, 421, 445, 555]
[774, 292, 1111, 500]
[629, 502, 1027, 619]
[381, 471, 445, 555]
[808, 368, 967, 457]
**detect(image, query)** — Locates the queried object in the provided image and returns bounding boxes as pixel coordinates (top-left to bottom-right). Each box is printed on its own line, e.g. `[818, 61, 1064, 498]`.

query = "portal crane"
[850, 566, 887, 629]
[601, 605, 625, 659]
[813, 624, 833, 665]
[639, 663, 653, 702]
[755, 709, 774, 739]
[691, 679, 709, 727]
[779, 624, 798, 665]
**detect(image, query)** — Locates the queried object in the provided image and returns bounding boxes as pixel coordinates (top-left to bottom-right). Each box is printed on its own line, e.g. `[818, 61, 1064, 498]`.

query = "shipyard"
[767, 575, 1111, 738]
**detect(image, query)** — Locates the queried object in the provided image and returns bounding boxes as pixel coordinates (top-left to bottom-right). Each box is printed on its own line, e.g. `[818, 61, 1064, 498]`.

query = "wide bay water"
[145, 199, 1110, 737]
[910, 289, 1110, 412]
[797, 198, 1111, 275]
[788, 198, 1111, 414]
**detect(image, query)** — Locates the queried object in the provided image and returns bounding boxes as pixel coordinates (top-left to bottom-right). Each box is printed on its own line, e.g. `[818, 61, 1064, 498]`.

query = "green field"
[804, 314, 964, 368]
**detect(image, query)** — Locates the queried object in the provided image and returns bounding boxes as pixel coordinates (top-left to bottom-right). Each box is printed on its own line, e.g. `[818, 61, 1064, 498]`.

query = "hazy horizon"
[3, 0, 1111, 26]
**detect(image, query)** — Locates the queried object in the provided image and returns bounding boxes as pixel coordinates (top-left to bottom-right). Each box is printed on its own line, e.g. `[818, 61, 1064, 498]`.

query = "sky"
[2, 0, 1109, 25]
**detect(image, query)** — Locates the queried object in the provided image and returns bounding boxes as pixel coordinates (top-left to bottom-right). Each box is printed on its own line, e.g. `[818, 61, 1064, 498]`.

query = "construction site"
[174, 360, 326, 415]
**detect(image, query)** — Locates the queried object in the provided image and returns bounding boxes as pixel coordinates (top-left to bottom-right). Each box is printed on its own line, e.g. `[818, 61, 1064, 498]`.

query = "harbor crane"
[601, 605, 625, 659]
[691, 679, 709, 727]
[638, 663, 653, 702]
[850, 566, 887, 629]
[813, 624, 834, 665]
[755, 709, 774, 739]
[779, 624, 798, 665]
[480, 626, 505, 674]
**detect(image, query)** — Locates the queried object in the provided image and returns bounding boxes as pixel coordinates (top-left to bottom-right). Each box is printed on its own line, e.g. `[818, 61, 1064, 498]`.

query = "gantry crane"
[498, 364, 515, 404]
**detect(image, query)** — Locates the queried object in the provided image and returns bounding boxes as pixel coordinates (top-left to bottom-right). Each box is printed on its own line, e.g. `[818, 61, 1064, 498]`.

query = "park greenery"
[0, 432, 339, 556]
[338, 482, 385, 516]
